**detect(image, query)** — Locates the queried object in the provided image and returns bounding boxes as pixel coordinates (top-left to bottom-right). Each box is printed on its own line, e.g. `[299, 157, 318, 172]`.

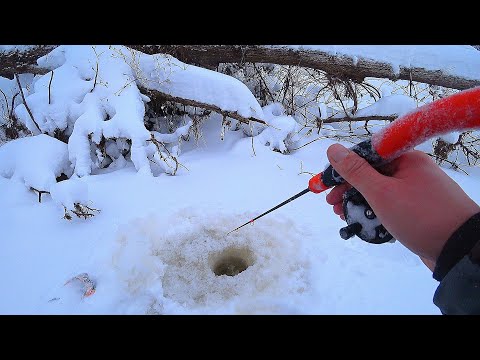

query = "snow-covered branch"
[129, 45, 480, 90]
[142, 88, 266, 125]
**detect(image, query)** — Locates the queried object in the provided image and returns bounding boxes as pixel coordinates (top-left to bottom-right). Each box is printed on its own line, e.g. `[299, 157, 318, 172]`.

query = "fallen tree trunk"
[129, 45, 480, 90]
[0, 46, 57, 79]
[2, 45, 479, 90]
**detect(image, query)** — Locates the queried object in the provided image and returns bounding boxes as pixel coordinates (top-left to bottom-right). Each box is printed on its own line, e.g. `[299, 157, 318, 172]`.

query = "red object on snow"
[65, 273, 96, 298]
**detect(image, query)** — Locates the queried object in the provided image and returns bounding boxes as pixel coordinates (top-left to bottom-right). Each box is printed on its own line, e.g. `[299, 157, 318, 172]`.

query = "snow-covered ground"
[1, 45, 479, 314]
[2, 115, 479, 314]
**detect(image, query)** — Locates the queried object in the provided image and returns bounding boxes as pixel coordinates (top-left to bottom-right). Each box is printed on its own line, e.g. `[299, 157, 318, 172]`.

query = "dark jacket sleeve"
[432, 212, 480, 315]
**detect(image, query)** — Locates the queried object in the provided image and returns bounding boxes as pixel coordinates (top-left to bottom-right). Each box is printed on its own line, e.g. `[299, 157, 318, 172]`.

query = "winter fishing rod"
[228, 87, 480, 243]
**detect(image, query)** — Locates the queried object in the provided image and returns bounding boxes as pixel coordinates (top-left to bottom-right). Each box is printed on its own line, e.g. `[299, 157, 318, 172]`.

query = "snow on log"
[130, 45, 480, 90]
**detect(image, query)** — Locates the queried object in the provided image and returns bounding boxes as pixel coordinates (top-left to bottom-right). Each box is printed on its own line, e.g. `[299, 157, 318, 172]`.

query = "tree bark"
[129, 45, 480, 90]
[0, 46, 57, 79]
[2, 45, 479, 91]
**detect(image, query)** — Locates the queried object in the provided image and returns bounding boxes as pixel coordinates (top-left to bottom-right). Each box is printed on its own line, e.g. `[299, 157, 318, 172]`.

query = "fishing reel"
[340, 187, 394, 244]
[321, 140, 395, 244]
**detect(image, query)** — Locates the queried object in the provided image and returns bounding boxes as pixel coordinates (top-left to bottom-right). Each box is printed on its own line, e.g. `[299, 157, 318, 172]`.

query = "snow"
[350, 94, 417, 118]
[254, 103, 299, 153]
[1, 45, 479, 314]
[13, 45, 265, 178]
[284, 45, 480, 82]
[135, 50, 265, 121]
[50, 178, 88, 210]
[0, 115, 468, 314]
[0, 134, 71, 191]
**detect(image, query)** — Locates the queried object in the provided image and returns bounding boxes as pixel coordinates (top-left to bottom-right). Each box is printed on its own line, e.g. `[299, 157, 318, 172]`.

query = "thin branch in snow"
[10, 93, 19, 120]
[290, 137, 324, 151]
[63, 206, 72, 220]
[48, 71, 54, 104]
[15, 74, 41, 133]
[72, 203, 100, 219]
[252, 63, 275, 103]
[249, 121, 256, 157]
[63, 203, 100, 220]
[426, 153, 469, 175]
[0, 88, 9, 117]
[91, 62, 99, 92]
[147, 134, 189, 175]
[322, 115, 398, 124]
[298, 161, 315, 177]
[30, 187, 50, 203]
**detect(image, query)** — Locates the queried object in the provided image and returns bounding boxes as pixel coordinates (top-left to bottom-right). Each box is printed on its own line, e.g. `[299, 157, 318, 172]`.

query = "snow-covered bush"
[12, 45, 265, 179]
[0, 134, 71, 192]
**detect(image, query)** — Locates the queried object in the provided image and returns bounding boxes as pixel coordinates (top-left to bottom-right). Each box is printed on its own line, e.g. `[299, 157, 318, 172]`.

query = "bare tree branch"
[323, 115, 397, 124]
[0, 88, 9, 115]
[15, 74, 41, 132]
[48, 71, 54, 104]
[10, 93, 19, 120]
[141, 87, 267, 126]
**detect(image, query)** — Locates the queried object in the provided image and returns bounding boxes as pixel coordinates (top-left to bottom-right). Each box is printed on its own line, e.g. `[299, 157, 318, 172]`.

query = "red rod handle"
[372, 86, 480, 161]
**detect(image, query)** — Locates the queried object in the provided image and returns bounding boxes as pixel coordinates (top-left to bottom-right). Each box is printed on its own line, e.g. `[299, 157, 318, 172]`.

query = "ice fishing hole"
[211, 247, 255, 277]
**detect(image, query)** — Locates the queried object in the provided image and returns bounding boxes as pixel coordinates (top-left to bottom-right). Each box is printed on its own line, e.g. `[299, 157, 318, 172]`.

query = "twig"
[0, 89, 9, 116]
[15, 74, 41, 133]
[30, 187, 50, 203]
[298, 161, 316, 176]
[323, 115, 397, 124]
[148, 134, 189, 175]
[10, 93, 19, 120]
[290, 137, 323, 151]
[249, 122, 256, 156]
[91, 62, 99, 92]
[426, 153, 469, 175]
[71, 203, 101, 219]
[48, 71, 54, 104]
[253, 63, 275, 103]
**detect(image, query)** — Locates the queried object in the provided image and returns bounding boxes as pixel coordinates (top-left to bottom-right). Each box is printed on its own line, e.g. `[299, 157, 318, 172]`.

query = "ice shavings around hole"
[0, 134, 71, 192]
[110, 208, 310, 314]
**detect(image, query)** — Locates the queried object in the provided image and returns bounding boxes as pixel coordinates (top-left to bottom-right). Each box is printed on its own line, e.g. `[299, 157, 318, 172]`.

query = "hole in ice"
[211, 247, 255, 277]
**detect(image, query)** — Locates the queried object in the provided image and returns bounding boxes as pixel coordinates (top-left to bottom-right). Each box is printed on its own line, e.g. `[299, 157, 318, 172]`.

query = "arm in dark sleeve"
[432, 212, 480, 315]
